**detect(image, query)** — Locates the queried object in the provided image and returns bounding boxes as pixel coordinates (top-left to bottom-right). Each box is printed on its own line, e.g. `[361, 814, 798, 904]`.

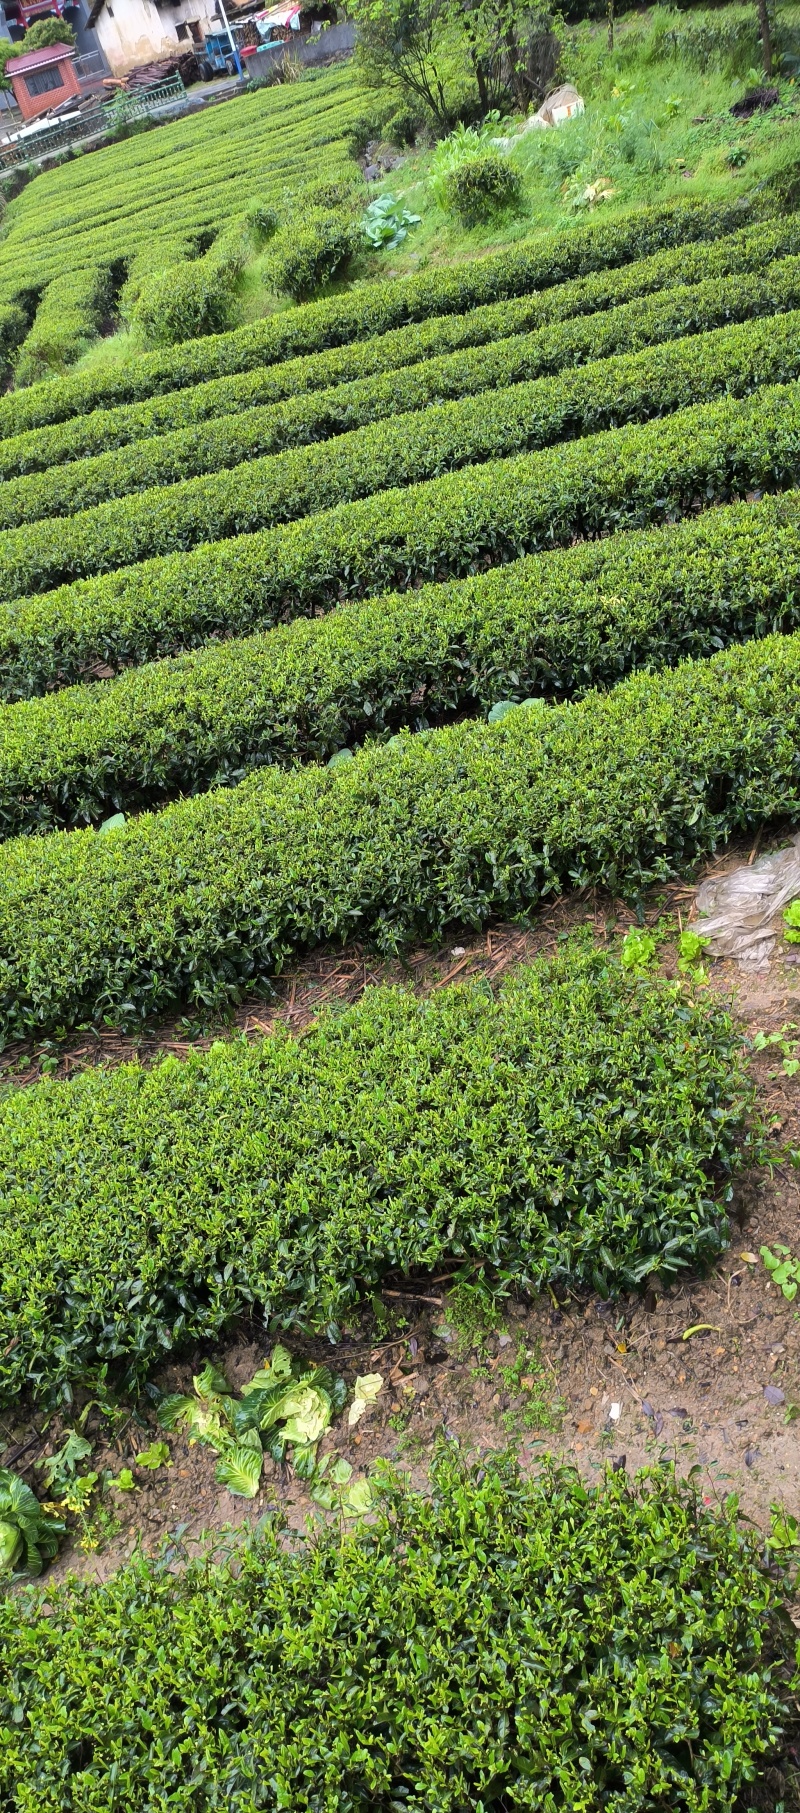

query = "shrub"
[0, 489, 798, 836]
[266, 207, 358, 300]
[6, 254, 800, 537]
[0, 947, 754, 1402]
[12, 267, 112, 387]
[0, 195, 762, 437]
[6, 306, 800, 598]
[1, 213, 796, 479]
[1, 1454, 792, 1809]
[131, 216, 256, 347]
[442, 150, 523, 225]
[3, 379, 800, 698]
[0, 627, 798, 1042]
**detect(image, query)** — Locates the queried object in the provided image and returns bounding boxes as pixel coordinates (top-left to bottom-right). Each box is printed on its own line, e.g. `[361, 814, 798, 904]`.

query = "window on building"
[188, 20, 202, 41]
[176, 20, 189, 37]
[24, 64, 65, 96]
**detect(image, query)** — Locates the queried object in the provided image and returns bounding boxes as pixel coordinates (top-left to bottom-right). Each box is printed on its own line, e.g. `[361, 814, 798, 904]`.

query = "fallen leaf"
[682, 1323, 721, 1340]
[744, 1446, 760, 1468]
[740, 1252, 759, 1264]
[764, 1384, 786, 1407]
[576, 1419, 593, 1434]
[668, 1407, 690, 1420]
[348, 1374, 384, 1428]
[641, 1400, 654, 1418]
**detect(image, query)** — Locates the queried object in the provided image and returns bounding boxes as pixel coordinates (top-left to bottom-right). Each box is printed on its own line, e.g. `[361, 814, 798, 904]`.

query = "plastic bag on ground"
[693, 833, 800, 966]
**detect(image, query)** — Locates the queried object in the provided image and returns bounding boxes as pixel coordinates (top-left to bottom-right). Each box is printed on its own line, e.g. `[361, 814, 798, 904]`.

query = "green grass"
[323, 8, 800, 282]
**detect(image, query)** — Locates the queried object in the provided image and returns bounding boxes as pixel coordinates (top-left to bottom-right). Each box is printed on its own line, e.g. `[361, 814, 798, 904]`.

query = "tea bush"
[5, 306, 800, 597]
[3, 379, 800, 697]
[266, 207, 358, 300]
[12, 266, 113, 388]
[0, 948, 753, 1402]
[2, 490, 799, 835]
[0, 69, 366, 319]
[0, 194, 758, 438]
[0, 630, 797, 1040]
[442, 150, 524, 225]
[0, 210, 791, 474]
[6, 255, 800, 532]
[1, 1453, 792, 1811]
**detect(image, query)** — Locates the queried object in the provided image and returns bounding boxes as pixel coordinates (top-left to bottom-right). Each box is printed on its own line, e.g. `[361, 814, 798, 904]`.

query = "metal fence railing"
[0, 74, 188, 169]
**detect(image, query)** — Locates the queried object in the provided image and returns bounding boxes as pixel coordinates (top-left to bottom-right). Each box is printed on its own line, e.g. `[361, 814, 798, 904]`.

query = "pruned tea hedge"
[0, 948, 753, 1403]
[2, 490, 799, 835]
[4, 380, 800, 698]
[5, 257, 800, 534]
[0, 1454, 791, 1811]
[5, 307, 799, 597]
[0, 630, 797, 1040]
[0, 194, 759, 440]
[0, 211, 794, 481]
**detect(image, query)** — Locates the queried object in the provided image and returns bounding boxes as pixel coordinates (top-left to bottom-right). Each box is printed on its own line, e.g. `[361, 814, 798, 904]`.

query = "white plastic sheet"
[694, 833, 800, 966]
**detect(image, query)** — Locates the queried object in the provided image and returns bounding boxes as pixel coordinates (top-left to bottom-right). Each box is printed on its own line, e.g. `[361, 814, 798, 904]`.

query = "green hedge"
[3, 490, 800, 835]
[6, 257, 800, 534]
[4, 380, 800, 699]
[0, 947, 753, 1402]
[0, 194, 759, 438]
[12, 266, 113, 389]
[5, 308, 800, 598]
[1, 1454, 791, 1811]
[0, 629, 798, 1041]
[2, 212, 796, 481]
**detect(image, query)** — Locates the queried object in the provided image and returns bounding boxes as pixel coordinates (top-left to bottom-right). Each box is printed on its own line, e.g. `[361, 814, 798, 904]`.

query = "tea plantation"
[0, 10, 799, 1805]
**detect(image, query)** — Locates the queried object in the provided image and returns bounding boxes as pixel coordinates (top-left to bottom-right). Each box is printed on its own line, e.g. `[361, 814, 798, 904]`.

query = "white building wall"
[94, 0, 218, 74]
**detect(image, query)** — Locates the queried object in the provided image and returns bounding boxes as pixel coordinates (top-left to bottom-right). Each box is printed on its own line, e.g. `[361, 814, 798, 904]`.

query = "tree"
[755, 0, 773, 77]
[351, 0, 558, 130]
[350, 0, 455, 134]
[20, 16, 76, 49]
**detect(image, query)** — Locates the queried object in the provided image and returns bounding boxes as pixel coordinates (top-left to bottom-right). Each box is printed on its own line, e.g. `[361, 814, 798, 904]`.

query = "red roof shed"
[6, 42, 80, 120]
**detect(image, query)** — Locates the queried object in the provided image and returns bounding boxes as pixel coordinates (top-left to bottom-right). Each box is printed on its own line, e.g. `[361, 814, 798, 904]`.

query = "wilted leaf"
[341, 1479, 373, 1518]
[348, 1374, 384, 1428]
[215, 1441, 263, 1499]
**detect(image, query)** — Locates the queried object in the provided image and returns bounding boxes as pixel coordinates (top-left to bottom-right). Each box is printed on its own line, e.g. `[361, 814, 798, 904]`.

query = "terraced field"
[1, 54, 800, 1812]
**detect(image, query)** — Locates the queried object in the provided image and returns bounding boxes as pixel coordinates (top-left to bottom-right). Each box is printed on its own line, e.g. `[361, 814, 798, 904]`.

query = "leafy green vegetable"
[361, 192, 420, 249]
[620, 928, 657, 971]
[135, 1441, 170, 1472]
[0, 1467, 64, 1577]
[348, 1373, 384, 1427]
[784, 898, 800, 942]
[761, 1243, 800, 1300]
[214, 1433, 263, 1500]
[157, 1350, 345, 1498]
